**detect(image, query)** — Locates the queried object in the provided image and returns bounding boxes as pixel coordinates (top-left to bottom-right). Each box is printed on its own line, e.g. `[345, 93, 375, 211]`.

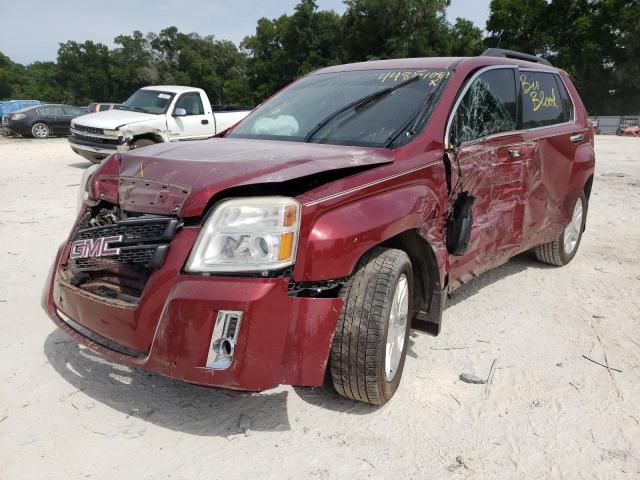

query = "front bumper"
[1, 122, 24, 136]
[42, 228, 344, 391]
[68, 136, 130, 157]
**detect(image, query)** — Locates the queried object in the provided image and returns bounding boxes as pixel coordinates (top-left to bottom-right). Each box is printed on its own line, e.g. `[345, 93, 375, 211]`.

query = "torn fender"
[120, 123, 170, 144]
[294, 184, 444, 282]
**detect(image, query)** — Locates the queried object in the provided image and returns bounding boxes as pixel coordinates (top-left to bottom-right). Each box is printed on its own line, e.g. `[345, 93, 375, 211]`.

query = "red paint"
[43, 57, 595, 391]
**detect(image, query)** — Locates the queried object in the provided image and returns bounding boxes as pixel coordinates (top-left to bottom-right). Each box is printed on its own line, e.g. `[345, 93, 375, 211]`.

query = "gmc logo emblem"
[69, 235, 123, 259]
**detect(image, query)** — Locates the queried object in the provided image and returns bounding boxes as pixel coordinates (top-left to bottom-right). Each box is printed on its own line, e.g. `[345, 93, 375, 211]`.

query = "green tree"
[110, 31, 158, 101]
[486, 0, 640, 114]
[0, 52, 16, 98]
[146, 27, 250, 105]
[16, 62, 65, 102]
[449, 18, 484, 57]
[485, 0, 550, 54]
[57, 40, 112, 104]
[241, 0, 343, 102]
[341, 0, 456, 61]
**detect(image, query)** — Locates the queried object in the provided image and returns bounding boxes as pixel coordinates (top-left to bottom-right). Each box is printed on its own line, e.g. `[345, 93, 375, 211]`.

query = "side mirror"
[174, 108, 187, 117]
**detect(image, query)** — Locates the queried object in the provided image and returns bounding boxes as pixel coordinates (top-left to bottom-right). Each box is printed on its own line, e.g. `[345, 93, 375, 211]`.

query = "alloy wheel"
[385, 273, 409, 382]
[32, 123, 49, 138]
[563, 198, 583, 255]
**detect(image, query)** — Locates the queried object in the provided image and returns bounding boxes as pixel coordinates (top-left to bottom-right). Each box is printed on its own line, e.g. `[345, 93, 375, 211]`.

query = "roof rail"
[481, 48, 552, 67]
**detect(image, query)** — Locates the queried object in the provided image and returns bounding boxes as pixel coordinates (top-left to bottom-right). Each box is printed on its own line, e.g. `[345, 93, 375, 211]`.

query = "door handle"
[201, 119, 209, 125]
[507, 149, 520, 158]
[570, 134, 584, 143]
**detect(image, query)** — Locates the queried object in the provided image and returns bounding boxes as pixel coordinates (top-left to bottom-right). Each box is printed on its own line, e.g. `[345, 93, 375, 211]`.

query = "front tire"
[131, 138, 156, 150]
[31, 122, 50, 139]
[535, 192, 587, 266]
[328, 247, 413, 405]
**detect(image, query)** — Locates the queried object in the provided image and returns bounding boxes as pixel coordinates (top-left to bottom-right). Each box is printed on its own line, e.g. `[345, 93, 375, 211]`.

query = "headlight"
[76, 164, 99, 213]
[186, 197, 301, 273]
[103, 129, 119, 136]
[11, 113, 25, 120]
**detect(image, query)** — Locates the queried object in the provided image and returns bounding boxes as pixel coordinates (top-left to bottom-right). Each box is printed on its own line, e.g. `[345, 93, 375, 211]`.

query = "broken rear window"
[228, 69, 451, 148]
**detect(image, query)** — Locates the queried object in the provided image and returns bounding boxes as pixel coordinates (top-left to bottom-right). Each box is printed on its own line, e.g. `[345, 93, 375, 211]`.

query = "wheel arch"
[380, 229, 444, 335]
[583, 173, 594, 201]
[294, 184, 447, 335]
[129, 132, 164, 145]
[582, 174, 594, 231]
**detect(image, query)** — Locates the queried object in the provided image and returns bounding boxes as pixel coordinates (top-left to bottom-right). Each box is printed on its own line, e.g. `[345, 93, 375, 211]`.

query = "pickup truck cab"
[68, 85, 250, 163]
[44, 50, 595, 405]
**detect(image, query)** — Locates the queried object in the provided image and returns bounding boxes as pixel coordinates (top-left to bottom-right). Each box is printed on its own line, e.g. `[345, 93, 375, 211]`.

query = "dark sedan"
[3, 104, 86, 138]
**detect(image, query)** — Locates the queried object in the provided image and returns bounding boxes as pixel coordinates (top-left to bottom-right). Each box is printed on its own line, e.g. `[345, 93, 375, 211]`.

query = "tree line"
[0, 0, 637, 115]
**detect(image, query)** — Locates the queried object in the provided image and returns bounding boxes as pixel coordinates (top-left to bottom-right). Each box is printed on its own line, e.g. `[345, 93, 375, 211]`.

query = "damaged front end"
[63, 205, 180, 305]
[68, 120, 170, 163]
[42, 143, 392, 390]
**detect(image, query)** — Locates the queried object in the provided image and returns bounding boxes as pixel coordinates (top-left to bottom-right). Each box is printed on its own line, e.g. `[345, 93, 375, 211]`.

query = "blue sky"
[0, 0, 490, 65]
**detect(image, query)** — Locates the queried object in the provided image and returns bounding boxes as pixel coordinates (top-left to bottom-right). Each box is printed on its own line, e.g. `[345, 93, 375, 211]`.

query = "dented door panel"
[448, 133, 531, 282]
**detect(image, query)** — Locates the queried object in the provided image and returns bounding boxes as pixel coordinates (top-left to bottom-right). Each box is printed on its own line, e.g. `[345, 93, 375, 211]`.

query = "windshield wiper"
[385, 73, 449, 148]
[304, 75, 421, 143]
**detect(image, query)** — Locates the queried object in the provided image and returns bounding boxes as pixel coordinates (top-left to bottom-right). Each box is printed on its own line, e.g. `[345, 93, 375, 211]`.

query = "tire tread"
[328, 247, 409, 405]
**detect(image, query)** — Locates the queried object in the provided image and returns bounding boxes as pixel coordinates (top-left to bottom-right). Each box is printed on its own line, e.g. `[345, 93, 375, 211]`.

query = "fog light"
[206, 311, 243, 369]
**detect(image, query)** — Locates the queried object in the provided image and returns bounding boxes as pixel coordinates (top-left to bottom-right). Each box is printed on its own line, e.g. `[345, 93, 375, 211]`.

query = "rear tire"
[31, 122, 50, 139]
[328, 247, 413, 405]
[535, 192, 587, 266]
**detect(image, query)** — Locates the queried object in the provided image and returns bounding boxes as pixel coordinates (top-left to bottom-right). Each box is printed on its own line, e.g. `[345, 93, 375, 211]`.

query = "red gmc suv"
[43, 49, 595, 405]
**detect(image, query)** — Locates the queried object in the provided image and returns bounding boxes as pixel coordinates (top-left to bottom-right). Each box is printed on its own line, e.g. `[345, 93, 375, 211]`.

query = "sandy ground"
[0, 135, 639, 479]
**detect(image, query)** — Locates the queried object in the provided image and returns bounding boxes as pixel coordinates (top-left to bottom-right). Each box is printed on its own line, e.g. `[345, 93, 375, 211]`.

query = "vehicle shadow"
[43, 329, 291, 436]
[43, 251, 553, 425]
[444, 251, 554, 310]
[68, 162, 92, 169]
[293, 385, 380, 415]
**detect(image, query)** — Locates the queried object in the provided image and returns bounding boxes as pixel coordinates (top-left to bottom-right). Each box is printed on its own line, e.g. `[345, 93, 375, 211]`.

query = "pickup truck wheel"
[328, 247, 413, 405]
[131, 138, 156, 150]
[31, 122, 50, 139]
[535, 192, 587, 266]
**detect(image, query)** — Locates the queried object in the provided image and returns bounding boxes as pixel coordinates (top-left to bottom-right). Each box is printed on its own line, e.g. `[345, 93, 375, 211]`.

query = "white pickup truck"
[68, 85, 251, 163]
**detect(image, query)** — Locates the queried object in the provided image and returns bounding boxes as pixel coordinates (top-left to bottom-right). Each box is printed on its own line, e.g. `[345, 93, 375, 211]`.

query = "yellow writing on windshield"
[378, 70, 450, 86]
[520, 74, 558, 111]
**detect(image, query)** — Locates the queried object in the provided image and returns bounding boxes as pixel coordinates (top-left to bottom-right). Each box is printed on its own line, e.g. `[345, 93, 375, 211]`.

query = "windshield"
[228, 69, 450, 148]
[119, 90, 175, 115]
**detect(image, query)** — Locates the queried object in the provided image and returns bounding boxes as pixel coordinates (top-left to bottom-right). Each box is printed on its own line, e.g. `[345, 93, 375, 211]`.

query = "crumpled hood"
[73, 109, 162, 129]
[94, 137, 394, 217]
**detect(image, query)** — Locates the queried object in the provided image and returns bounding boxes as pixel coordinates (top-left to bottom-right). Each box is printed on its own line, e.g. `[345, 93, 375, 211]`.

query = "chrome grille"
[72, 124, 104, 135]
[68, 210, 179, 273]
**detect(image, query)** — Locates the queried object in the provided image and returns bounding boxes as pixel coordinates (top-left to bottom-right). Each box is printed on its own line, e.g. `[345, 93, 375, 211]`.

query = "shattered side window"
[450, 68, 517, 146]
